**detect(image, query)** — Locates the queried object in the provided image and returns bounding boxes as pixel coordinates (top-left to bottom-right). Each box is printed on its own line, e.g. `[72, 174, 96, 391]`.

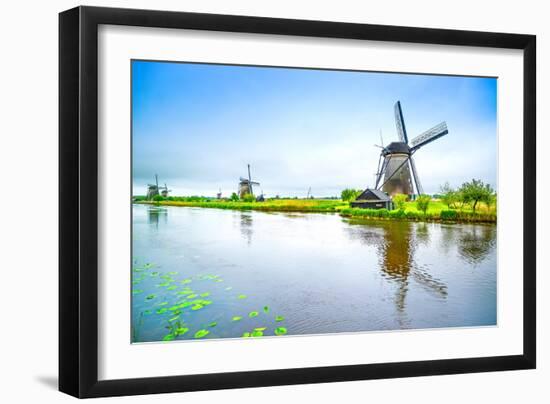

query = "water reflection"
[456, 225, 496, 265]
[345, 219, 448, 322]
[147, 206, 167, 228]
[239, 212, 253, 245]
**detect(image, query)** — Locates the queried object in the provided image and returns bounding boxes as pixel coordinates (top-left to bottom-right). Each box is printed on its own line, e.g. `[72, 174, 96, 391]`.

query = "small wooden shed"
[351, 188, 392, 210]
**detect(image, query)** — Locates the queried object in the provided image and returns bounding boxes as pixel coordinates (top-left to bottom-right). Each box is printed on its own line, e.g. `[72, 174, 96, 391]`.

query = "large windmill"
[238, 164, 260, 198]
[374, 101, 449, 196]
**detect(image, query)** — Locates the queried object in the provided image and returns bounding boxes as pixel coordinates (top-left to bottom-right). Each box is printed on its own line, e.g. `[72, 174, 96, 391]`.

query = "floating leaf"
[177, 290, 193, 295]
[143, 310, 152, 315]
[187, 294, 198, 299]
[232, 316, 242, 322]
[263, 306, 269, 313]
[249, 311, 259, 318]
[168, 316, 180, 322]
[145, 294, 156, 300]
[175, 327, 189, 336]
[157, 282, 170, 287]
[200, 292, 210, 297]
[150, 271, 159, 277]
[191, 304, 204, 311]
[168, 271, 178, 275]
[156, 308, 168, 314]
[201, 300, 213, 306]
[167, 285, 177, 290]
[242, 332, 251, 338]
[181, 278, 192, 284]
[158, 301, 168, 306]
[237, 294, 247, 299]
[194, 329, 210, 339]
[132, 289, 143, 295]
[251, 330, 264, 337]
[162, 334, 175, 341]
[254, 327, 267, 331]
[275, 315, 285, 322]
[275, 327, 287, 336]
[208, 322, 218, 328]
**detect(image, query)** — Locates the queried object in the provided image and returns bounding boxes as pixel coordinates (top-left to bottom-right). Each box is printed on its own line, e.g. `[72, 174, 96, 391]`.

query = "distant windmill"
[374, 101, 449, 196]
[146, 174, 170, 199]
[238, 164, 260, 198]
[160, 183, 171, 198]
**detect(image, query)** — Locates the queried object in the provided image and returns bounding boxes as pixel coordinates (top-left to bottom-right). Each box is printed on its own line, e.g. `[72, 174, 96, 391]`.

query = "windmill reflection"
[147, 206, 167, 229]
[239, 212, 254, 245]
[345, 220, 447, 323]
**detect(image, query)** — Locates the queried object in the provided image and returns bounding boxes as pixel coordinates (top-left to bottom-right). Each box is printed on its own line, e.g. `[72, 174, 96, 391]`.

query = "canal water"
[131, 204, 496, 343]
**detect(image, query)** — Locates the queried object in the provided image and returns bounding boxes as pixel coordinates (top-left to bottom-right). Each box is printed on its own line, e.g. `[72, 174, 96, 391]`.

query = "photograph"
[130, 60, 498, 343]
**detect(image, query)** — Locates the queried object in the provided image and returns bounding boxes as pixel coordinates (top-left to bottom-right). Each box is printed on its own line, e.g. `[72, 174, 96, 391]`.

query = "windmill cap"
[383, 141, 411, 155]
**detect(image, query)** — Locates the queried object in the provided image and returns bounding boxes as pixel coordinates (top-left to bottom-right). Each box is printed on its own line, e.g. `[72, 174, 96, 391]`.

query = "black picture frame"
[59, 5, 536, 398]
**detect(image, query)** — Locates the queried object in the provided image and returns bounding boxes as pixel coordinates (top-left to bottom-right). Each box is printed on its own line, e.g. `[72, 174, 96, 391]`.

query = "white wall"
[0, 0, 546, 402]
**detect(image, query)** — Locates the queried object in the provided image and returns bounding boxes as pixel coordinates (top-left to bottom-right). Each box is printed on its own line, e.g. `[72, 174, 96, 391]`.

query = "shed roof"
[356, 188, 391, 202]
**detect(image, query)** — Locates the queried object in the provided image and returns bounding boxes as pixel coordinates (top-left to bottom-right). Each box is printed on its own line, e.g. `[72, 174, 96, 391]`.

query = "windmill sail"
[409, 121, 448, 151]
[409, 157, 424, 195]
[394, 101, 409, 144]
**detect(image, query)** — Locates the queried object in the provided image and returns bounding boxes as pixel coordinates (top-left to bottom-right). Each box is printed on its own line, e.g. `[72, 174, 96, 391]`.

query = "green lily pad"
[168, 271, 178, 275]
[208, 322, 218, 328]
[175, 327, 189, 336]
[156, 308, 168, 314]
[181, 278, 192, 284]
[168, 316, 180, 322]
[158, 301, 168, 306]
[274, 327, 287, 336]
[143, 310, 152, 315]
[200, 292, 210, 297]
[249, 311, 259, 318]
[237, 294, 247, 299]
[191, 304, 204, 310]
[251, 330, 264, 337]
[263, 306, 269, 313]
[232, 316, 242, 322]
[167, 285, 177, 290]
[275, 315, 285, 322]
[132, 289, 143, 295]
[242, 332, 251, 338]
[254, 327, 267, 331]
[194, 329, 210, 339]
[187, 294, 198, 299]
[145, 294, 156, 300]
[162, 334, 175, 341]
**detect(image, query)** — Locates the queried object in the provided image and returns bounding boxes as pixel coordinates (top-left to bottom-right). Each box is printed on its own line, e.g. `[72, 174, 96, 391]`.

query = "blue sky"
[132, 60, 497, 197]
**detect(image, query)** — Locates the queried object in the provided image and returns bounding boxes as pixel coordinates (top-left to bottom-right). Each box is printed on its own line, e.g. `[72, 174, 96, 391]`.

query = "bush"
[440, 210, 458, 221]
[378, 209, 389, 218]
[392, 193, 408, 211]
[230, 192, 239, 202]
[416, 194, 431, 214]
[341, 188, 362, 202]
[242, 193, 255, 203]
[152, 194, 164, 202]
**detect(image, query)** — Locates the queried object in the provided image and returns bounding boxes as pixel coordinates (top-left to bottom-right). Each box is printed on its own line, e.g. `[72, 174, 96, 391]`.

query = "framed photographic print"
[59, 6, 536, 398]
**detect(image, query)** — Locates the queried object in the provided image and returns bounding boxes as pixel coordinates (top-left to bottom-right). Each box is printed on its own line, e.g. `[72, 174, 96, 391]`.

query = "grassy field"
[141, 198, 348, 213]
[136, 198, 496, 223]
[340, 200, 496, 223]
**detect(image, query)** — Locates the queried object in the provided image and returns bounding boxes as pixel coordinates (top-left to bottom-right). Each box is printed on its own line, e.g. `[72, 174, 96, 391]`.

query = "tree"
[242, 193, 255, 202]
[230, 192, 239, 202]
[459, 179, 495, 213]
[392, 193, 408, 211]
[439, 182, 460, 209]
[416, 194, 431, 214]
[341, 188, 362, 202]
